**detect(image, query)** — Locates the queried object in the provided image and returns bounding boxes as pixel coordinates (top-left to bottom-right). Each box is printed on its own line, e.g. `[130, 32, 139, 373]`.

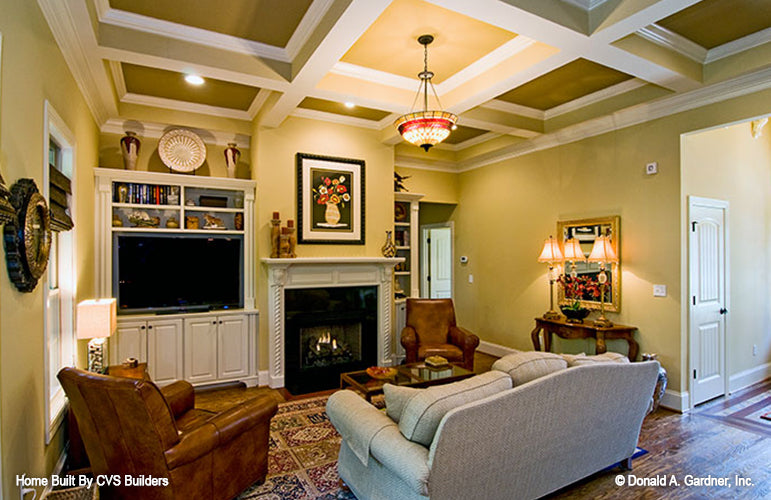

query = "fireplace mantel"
[262, 257, 404, 388]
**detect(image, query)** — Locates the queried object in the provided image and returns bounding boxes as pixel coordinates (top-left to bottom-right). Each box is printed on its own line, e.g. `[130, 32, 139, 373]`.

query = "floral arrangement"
[313, 175, 350, 206]
[557, 274, 603, 310]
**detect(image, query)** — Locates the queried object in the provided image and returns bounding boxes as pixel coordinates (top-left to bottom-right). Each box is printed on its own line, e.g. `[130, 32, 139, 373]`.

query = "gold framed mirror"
[556, 216, 620, 312]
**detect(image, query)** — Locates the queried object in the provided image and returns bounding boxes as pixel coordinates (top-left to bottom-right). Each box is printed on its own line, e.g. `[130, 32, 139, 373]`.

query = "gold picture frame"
[556, 216, 620, 312]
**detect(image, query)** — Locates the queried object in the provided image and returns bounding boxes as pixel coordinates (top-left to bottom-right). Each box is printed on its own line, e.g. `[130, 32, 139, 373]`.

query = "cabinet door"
[147, 319, 183, 385]
[183, 317, 218, 384]
[111, 320, 147, 365]
[217, 315, 249, 379]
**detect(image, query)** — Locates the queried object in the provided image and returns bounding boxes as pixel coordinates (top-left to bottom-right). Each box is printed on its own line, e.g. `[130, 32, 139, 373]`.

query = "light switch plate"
[646, 162, 658, 175]
[653, 284, 667, 297]
[468, 274, 474, 284]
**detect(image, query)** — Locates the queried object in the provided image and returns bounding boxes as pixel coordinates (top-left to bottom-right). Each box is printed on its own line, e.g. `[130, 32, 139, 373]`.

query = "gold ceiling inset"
[496, 59, 634, 111]
[298, 98, 391, 121]
[443, 125, 488, 145]
[110, 0, 312, 47]
[340, 0, 517, 84]
[122, 63, 260, 111]
[657, 0, 771, 49]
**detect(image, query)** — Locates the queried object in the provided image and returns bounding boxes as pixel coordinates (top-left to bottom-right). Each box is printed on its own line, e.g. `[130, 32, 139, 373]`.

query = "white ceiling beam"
[589, 0, 703, 43]
[259, 0, 395, 128]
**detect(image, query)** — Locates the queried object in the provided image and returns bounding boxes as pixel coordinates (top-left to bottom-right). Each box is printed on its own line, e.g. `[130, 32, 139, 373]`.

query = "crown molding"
[37, 0, 117, 124]
[291, 108, 382, 130]
[636, 24, 707, 63]
[97, 5, 289, 62]
[394, 155, 459, 173]
[457, 66, 771, 172]
[121, 93, 252, 121]
[284, 0, 335, 60]
[331, 62, 417, 92]
[247, 89, 273, 119]
[101, 119, 251, 148]
[479, 100, 545, 120]
[705, 27, 771, 63]
[545, 78, 648, 119]
[561, 0, 612, 10]
[108, 60, 127, 97]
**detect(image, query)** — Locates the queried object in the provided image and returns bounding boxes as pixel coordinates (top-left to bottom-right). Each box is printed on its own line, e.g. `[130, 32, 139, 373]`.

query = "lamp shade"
[537, 236, 563, 263]
[76, 298, 117, 340]
[587, 235, 618, 263]
[562, 238, 585, 262]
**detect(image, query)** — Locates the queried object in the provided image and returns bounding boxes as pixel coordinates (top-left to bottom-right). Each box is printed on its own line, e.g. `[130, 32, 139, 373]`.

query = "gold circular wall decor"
[158, 128, 207, 172]
[3, 179, 52, 292]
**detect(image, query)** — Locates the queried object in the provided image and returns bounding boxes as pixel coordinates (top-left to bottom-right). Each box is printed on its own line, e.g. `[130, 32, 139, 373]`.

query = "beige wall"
[452, 88, 771, 399]
[252, 116, 394, 367]
[0, 1, 99, 497]
[394, 166, 459, 204]
[682, 120, 771, 380]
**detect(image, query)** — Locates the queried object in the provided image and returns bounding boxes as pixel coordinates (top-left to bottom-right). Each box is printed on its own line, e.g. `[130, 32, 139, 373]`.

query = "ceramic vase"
[224, 142, 240, 179]
[325, 202, 341, 225]
[560, 306, 590, 323]
[381, 231, 397, 257]
[120, 131, 141, 170]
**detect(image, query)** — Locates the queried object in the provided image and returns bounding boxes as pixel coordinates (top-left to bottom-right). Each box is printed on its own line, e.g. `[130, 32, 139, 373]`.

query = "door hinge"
[427, 276, 431, 282]
[693, 369, 697, 379]
[691, 221, 697, 232]
[692, 296, 696, 305]
[427, 238, 431, 244]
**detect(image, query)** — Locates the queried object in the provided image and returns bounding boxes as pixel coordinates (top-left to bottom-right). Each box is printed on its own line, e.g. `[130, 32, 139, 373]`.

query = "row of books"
[394, 228, 410, 247]
[113, 183, 180, 205]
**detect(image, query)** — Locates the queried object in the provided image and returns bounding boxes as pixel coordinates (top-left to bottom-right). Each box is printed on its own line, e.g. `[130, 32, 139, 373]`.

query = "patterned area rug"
[238, 395, 355, 500]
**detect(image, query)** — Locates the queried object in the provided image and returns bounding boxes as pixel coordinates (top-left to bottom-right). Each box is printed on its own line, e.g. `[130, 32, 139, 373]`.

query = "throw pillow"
[491, 351, 567, 386]
[569, 352, 629, 366]
[398, 371, 511, 446]
[383, 383, 421, 423]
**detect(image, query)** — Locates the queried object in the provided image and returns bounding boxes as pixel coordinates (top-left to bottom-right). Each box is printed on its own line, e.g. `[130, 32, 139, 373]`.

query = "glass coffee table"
[340, 362, 475, 402]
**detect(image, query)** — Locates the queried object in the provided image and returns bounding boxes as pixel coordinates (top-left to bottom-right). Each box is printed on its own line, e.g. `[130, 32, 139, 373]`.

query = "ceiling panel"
[657, 0, 771, 49]
[109, 0, 312, 47]
[443, 125, 488, 145]
[495, 59, 634, 110]
[122, 63, 260, 110]
[340, 0, 517, 84]
[298, 97, 391, 121]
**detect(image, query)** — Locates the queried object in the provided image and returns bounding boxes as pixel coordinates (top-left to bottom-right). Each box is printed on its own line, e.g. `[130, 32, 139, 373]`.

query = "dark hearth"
[285, 286, 377, 394]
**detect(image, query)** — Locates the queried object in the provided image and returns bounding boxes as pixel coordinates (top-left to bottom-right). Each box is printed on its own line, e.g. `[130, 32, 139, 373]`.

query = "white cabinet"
[112, 319, 148, 364]
[218, 315, 249, 379]
[183, 313, 252, 384]
[184, 317, 219, 384]
[147, 319, 183, 385]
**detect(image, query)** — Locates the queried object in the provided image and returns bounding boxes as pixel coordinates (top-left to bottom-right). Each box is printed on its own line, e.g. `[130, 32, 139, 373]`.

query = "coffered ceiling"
[38, 0, 771, 170]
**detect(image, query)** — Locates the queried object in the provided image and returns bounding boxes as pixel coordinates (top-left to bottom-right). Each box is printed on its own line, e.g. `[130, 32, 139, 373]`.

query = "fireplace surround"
[263, 257, 403, 389]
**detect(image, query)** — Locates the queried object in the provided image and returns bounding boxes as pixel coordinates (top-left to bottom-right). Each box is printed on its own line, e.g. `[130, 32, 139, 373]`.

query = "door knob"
[719, 308, 728, 315]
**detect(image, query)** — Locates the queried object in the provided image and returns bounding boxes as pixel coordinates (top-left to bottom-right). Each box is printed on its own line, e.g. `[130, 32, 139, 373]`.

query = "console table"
[530, 317, 638, 361]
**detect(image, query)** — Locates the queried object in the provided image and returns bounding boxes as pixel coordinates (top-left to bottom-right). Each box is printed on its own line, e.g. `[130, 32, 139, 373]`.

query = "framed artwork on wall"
[296, 153, 365, 244]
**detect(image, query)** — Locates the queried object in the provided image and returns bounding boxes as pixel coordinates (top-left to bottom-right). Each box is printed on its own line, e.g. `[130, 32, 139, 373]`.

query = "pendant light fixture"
[394, 35, 458, 152]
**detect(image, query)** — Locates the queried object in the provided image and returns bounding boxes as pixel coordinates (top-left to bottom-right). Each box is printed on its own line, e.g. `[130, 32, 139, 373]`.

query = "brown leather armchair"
[401, 298, 480, 371]
[58, 367, 278, 500]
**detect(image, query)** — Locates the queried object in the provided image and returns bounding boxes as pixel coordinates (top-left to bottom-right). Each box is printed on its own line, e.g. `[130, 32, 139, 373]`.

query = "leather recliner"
[58, 367, 277, 500]
[400, 298, 480, 371]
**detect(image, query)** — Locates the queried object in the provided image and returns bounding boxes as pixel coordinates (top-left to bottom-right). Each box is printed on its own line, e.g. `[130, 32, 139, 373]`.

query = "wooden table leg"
[626, 336, 639, 361]
[543, 329, 552, 353]
[595, 331, 607, 354]
[531, 325, 543, 351]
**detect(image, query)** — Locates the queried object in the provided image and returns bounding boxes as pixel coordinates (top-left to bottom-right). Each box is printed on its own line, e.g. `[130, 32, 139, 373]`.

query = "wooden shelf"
[112, 227, 244, 235]
[114, 202, 180, 209]
[184, 206, 244, 213]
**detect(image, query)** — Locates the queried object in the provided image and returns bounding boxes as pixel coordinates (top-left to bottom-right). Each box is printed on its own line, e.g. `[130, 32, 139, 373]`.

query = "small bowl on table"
[366, 366, 397, 380]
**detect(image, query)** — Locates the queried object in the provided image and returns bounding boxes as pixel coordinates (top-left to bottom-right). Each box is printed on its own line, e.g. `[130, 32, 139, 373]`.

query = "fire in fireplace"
[285, 286, 377, 394]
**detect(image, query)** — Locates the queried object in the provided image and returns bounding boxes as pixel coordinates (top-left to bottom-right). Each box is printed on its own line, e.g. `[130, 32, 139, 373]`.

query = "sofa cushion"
[568, 352, 629, 366]
[383, 384, 421, 423]
[398, 371, 511, 446]
[492, 351, 567, 386]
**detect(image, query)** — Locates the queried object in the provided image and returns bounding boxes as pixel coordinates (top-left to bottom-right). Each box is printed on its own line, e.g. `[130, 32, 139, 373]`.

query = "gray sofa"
[327, 357, 659, 500]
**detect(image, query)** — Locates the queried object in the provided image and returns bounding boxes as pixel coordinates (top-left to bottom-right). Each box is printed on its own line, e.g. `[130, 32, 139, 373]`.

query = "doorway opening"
[420, 222, 454, 299]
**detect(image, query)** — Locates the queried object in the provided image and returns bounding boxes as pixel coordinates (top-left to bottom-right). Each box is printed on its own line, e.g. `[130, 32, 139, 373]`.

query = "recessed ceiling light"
[344, 102, 355, 108]
[185, 74, 205, 85]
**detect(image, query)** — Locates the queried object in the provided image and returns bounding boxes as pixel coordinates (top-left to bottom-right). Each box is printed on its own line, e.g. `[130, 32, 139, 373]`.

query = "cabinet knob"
[212, 321, 217, 324]
[140, 326, 146, 330]
[219, 320, 223, 324]
[148, 325, 153, 329]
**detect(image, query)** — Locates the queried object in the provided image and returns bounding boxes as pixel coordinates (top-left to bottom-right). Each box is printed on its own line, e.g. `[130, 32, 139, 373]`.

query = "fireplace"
[263, 257, 402, 389]
[285, 286, 377, 394]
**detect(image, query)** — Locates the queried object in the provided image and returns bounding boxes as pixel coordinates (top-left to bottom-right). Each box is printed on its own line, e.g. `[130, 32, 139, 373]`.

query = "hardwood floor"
[196, 358, 770, 500]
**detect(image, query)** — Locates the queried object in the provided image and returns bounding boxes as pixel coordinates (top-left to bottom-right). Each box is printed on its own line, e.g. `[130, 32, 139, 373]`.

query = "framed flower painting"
[296, 153, 365, 244]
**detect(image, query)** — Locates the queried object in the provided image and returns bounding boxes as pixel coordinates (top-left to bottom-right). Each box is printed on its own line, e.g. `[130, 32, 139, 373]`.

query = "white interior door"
[421, 224, 453, 299]
[689, 197, 728, 406]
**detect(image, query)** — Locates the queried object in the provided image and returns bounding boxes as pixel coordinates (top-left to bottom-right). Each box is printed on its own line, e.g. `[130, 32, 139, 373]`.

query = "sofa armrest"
[327, 390, 395, 465]
[161, 380, 195, 419]
[209, 394, 278, 444]
[401, 326, 419, 363]
[164, 422, 219, 469]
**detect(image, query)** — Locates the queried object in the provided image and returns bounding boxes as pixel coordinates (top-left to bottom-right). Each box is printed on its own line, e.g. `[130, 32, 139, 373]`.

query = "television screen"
[113, 233, 243, 314]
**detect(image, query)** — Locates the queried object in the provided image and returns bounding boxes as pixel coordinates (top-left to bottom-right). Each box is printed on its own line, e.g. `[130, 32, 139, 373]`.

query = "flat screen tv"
[113, 233, 243, 314]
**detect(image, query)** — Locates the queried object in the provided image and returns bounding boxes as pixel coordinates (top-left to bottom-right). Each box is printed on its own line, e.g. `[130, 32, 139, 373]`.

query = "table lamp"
[77, 298, 117, 373]
[587, 235, 618, 327]
[562, 238, 585, 277]
[537, 236, 563, 320]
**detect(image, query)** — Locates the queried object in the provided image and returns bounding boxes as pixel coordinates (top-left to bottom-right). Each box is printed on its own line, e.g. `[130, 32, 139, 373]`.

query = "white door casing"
[421, 223, 454, 299]
[689, 197, 728, 407]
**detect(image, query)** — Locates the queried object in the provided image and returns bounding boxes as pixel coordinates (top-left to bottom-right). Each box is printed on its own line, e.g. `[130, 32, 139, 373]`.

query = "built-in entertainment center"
[94, 168, 258, 386]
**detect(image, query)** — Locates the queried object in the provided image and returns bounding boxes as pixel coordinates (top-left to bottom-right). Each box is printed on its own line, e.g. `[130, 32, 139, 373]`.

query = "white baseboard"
[660, 389, 689, 413]
[478, 340, 518, 358]
[269, 374, 285, 389]
[728, 362, 771, 393]
[40, 447, 69, 498]
[258, 370, 270, 387]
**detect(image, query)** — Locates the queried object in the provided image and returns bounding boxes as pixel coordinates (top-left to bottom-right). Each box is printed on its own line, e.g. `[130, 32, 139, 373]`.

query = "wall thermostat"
[460, 256, 469, 264]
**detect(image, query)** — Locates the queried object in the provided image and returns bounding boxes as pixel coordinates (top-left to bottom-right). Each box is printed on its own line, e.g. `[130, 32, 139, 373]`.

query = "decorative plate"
[394, 203, 407, 221]
[366, 366, 397, 380]
[158, 129, 207, 172]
